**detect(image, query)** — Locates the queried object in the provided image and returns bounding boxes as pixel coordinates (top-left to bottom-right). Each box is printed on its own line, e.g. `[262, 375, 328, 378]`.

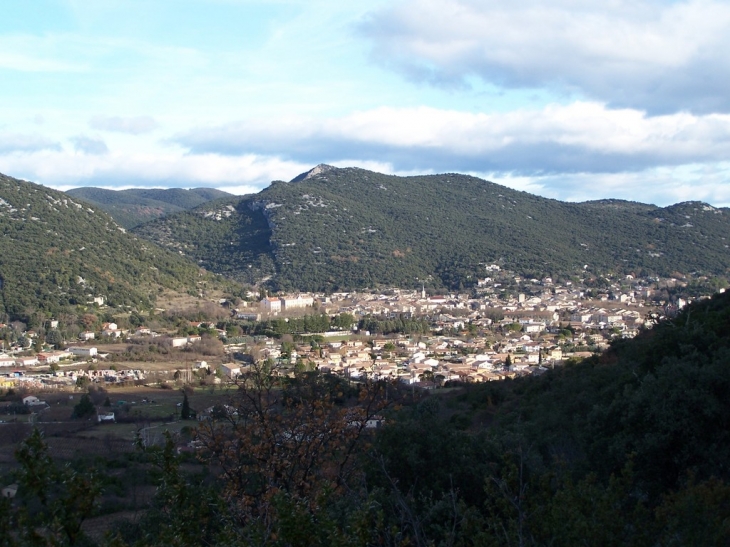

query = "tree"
[46, 329, 64, 349]
[420, 369, 435, 383]
[72, 394, 95, 419]
[181, 391, 191, 420]
[4, 428, 101, 546]
[80, 313, 98, 330]
[75, 376, 90, 389]
[194, 365, 391, 537]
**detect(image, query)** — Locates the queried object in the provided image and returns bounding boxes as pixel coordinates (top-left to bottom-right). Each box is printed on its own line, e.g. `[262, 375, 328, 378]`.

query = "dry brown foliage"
[195, 362, 391, 531]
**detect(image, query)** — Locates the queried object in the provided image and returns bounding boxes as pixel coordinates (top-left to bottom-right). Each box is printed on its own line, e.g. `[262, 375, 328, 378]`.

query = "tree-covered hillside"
[0, 173, 218, 321]
[133, 197, 277, 285]
[66, 187, 232, 228]
[135, 166, 730, 292]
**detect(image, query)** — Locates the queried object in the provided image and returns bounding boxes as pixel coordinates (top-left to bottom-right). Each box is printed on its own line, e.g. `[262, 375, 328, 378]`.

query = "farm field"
[0, 383, 238, 465]
[0, 382, 241, 539]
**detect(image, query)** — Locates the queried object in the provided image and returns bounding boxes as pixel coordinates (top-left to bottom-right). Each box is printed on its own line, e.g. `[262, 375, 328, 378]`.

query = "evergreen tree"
[181, 391, 191, 420]
[72, 394, 95, 419]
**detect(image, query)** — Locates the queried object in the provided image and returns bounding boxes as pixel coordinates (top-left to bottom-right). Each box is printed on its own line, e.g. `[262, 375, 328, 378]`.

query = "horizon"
[1, 1, 730, 207]
[45, 164, 725, 209]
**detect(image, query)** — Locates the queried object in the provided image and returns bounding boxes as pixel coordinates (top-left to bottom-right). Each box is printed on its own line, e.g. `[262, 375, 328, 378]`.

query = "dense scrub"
[136, 167, 730, 292]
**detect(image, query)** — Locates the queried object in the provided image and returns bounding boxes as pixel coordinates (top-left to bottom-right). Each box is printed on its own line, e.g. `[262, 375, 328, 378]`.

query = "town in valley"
[2, 266, 722, 403]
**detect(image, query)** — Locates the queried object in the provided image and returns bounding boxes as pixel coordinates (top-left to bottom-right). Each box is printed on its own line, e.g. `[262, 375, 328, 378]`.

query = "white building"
[69, 347, 98, 357]
[280, 294, 314, 311]
[219, 363, 241, 379]
[22, 395, 45, 406]
[171, 338, 188, 348]
[261, 297, 282, 313]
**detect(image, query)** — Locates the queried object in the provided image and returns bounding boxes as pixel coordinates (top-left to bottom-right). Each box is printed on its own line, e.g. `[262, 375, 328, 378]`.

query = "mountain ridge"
[133, 166, 730, 292]
[66, 186, 233, 229]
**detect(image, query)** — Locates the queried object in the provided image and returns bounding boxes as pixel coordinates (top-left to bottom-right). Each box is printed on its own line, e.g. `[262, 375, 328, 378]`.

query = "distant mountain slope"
[0, 173, 213, 321]
[132, 196, 276, 286]
[133, 166, 730, 291]
[66, 187, 233, 228]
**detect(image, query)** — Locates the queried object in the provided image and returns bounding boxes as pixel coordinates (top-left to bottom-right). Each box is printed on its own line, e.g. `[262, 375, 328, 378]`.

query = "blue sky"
[2, 0, 730, 206]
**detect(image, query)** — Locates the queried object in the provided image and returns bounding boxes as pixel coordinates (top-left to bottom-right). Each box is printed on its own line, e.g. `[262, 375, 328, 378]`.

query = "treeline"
[358, 314, 432, 335]
[246, 312, 356, 337]
[242, 312, 430, 337]
[66, 187, 232, 229]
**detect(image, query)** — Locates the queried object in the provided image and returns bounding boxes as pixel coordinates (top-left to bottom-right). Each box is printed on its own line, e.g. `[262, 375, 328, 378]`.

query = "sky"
[2, 0, 730, 206]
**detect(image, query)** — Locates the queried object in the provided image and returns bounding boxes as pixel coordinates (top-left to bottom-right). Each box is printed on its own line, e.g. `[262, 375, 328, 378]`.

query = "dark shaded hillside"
[366, 289, 730, 544]
[0, 173, 214, 321]
[491, 289, 730, 495]
[134, 166, 730, 291]
[133, 197, 276, 285]
[66, 186, 232, 228]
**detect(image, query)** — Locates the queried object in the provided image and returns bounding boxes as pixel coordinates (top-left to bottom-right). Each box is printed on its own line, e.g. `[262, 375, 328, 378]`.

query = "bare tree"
[195, 364, 391, 533]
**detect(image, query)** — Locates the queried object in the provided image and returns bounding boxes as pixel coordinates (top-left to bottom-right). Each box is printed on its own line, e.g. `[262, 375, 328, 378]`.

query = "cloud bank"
[0, 149, 308, 195]
[360, 0, 730, 114]
[175, 103, 730, 175]
[0, 133, 62, 154]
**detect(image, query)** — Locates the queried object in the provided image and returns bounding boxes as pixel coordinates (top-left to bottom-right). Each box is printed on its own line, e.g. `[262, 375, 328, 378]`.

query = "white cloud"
[2, 123, 728, 206]
[360, 0, 730, 114]
[89, 116, 159, 135]
[70, 135, 109, 155]
[0, 149, 309, 194]
[0, 133, 62, 153]
[175, 102, 730, 175]
[491, 167, 730, 208]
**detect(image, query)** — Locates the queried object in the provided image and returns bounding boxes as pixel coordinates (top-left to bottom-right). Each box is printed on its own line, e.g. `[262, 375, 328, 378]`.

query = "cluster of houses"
[244, 282, 660, 341]
[221, 334, 577, 386]
[0, 347, 96, 368]
[0, 366, 147, 390]
[53, 367, 146, 386]
[217, 275, 719, 386]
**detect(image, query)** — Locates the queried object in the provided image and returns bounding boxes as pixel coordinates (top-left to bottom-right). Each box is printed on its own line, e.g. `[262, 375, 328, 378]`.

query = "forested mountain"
[134, 165, 730, 291]
[0, 173, 219, 321]
[66, 186, 232, 228]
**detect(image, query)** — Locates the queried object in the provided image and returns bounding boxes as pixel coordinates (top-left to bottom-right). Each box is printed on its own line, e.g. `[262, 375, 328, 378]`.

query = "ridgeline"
[66, 186, 232, 229]
[134, 165, 730, 291]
